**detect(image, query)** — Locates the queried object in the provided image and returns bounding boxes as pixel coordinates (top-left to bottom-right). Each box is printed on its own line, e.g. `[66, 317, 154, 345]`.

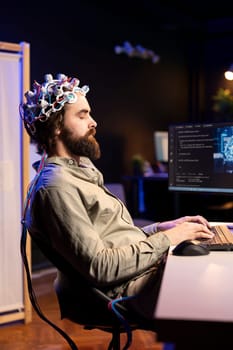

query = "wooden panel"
[0, 41, 31, 325]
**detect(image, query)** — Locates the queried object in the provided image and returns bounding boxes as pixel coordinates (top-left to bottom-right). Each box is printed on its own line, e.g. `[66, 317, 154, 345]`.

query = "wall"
[203, 18, 233, 121]
[0, 1, 197, 180]
[1, 6, 232, 173]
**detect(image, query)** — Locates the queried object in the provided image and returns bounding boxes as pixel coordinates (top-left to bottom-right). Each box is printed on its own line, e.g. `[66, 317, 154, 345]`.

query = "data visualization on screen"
[169, 121, 233, 193]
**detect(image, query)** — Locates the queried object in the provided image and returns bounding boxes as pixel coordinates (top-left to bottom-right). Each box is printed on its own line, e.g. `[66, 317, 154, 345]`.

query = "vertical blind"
[0, 52, 23, 313]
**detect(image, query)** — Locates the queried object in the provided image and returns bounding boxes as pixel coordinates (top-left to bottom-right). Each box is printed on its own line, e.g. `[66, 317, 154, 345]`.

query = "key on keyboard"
[201, 225, 233, 251]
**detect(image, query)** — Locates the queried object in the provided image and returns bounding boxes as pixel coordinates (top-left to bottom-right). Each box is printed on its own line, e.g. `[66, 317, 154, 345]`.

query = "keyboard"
[200, 225, 233, 251]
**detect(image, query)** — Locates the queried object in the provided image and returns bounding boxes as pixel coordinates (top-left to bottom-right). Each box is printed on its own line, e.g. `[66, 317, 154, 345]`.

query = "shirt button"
[68, 159, 74, 165]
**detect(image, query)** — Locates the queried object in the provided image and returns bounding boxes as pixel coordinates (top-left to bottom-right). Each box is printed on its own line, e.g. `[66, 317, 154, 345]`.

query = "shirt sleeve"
[141, 222, 161, 235]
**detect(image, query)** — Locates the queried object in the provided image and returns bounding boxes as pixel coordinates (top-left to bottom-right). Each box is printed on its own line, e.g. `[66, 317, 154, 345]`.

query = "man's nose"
[89, 116, 97, 128]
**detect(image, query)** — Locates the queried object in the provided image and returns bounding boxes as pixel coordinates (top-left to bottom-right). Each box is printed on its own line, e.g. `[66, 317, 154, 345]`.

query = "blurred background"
[2, 0, 233, 179]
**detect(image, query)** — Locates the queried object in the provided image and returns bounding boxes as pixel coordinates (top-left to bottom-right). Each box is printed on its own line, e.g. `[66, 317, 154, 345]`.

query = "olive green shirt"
[27, 156, 170, 297]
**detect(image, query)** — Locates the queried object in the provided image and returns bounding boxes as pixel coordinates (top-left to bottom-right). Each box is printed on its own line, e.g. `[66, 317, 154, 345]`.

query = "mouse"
[172, 240, 210, 256]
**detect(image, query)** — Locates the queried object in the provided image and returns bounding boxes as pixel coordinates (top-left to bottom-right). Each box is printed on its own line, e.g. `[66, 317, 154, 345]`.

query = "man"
[21, 73, 214, 320]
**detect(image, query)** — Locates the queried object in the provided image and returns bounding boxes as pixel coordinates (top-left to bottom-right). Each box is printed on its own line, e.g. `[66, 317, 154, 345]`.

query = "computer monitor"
[169, 121, 233, 194]
[154, 131, 168, 162]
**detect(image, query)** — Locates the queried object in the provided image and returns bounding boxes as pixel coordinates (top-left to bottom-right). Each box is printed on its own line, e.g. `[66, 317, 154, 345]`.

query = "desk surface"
[155, 249, 233, 323]
[154, 233, 233, 347]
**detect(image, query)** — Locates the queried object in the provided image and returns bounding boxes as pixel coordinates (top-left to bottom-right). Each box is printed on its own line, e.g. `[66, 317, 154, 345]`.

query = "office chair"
[21, 223, 157, 350]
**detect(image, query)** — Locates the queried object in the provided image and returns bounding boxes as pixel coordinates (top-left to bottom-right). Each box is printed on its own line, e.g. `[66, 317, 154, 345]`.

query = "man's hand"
[157, 216, 214, 246]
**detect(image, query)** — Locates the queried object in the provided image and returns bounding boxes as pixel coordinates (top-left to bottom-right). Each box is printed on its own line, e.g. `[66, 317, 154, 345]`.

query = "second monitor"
[154, 131, 168, 163]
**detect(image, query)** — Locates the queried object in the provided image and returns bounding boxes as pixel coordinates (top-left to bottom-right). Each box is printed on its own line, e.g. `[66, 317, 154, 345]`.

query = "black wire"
[20, 221, 79, 350]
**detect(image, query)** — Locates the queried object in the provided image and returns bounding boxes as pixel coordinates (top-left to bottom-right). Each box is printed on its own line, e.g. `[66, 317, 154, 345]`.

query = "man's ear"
[55, 114, 63, 136]
[54, 128, 61, 136]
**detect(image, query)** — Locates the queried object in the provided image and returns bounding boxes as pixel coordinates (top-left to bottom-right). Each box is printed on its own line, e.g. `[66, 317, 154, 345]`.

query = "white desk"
[154, 248, 233, 349]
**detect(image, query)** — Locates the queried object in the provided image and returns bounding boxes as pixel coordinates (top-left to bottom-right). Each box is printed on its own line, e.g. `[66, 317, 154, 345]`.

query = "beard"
[59, 127, 101, 160]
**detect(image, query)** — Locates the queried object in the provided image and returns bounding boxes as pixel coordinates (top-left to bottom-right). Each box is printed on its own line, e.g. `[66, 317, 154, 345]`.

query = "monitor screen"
[169, 121, 233, 194]
[154, 131, 168, 162]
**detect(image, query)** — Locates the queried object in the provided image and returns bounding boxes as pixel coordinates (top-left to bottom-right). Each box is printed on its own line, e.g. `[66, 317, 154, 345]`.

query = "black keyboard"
[200, 225, 233, 251]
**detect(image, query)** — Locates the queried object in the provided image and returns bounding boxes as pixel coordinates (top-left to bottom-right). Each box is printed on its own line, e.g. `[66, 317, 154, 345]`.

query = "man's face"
[58, 93, 101, 160]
